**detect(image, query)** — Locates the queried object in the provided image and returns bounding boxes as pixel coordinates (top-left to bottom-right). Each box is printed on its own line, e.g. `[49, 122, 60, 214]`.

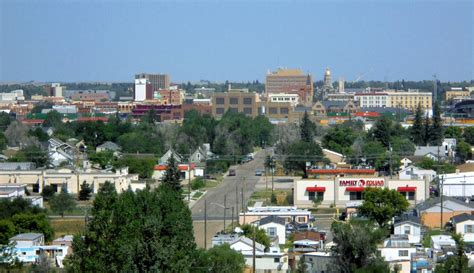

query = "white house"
[258, 216, 286, 245]
[393, 215, 422, 244]
[400, 157, 413, 169]
[229, 236, 265, 255]
[379, 235, 416, 273]
[10, 233, 44, 247]
[451, 213, 474, 243]
[399, 165, 436, 182]
[230, 237, 288, 272]
[431, 235, 456, 250]
[0, 184, 43, 208]
[302, 251, 335, 273]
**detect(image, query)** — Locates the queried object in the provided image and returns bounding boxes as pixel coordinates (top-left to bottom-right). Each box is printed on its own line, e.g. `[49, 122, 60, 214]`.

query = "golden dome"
[325, 68, 331, 76]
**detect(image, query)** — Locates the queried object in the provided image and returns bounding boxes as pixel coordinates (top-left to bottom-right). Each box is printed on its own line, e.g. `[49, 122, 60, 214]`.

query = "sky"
[1, 0, 473, 83]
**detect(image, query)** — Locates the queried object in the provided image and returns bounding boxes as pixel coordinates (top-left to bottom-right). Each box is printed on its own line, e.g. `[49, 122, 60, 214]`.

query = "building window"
[216, 108, 225, 114]
[404, 226, 411, 235]
[408, 192, 415, 200]
[280, 108, 289, 114]
[297, 217, 306, 223]
[350, 191, 363, 200]
[229, 97, 239, 105]
[243, 97, 252, 105]
[308, 192, 324, 201]
[274, 258, 280, 263]
[216, 98, 225, 104]
[465, 225, 474, 233]
[32, 184, 40, 193]
[243, 108, 252, 115]
[269, 107, 278, 114]
[229, 108, 238, 113]
[399, 250, 409, 257]
[267, 227, 276, 236]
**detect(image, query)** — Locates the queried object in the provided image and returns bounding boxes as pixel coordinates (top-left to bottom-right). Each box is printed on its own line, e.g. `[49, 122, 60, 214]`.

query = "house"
[451, 213, 474, 243]
[393, 215, 422, 244]
[211, 232, 241, 247]
[431, 235, 456, 250]
[258, 216, 286, 245]
[159, 148, 182, 164]
[96, 141, 121, 154]
[301, 251, 335, 273]
[229, 237, 288, 272]
[48, 138, 81, 167]
[399, 165, 436, 182]
[153, 163, 196, 181]
[52, 235, 74, 254]
[416, 196, 474, 228]
[400, 157, 413, 169]
[10, 233, 44, 247]
[0, 184, 43, 207]
[379, 235, 416, 273]
[292, 231, 325, 252]
[414, 138, 457, 161]
[189, 147, 206, 163]
[239, 206, 312, 225]
[229, 236, 265, 255]
[322, 149, 344, 164]
[0, 162, 36, 171]
[439, 171, 474, 198]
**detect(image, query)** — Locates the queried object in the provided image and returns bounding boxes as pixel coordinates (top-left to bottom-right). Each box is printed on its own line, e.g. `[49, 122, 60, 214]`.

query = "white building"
[440, 171, 474, 198]
[0, 89, 25, 103]
[393, 215, 422, 244]
[354, 92, 389, 108]
[399, 165, 436, 182]
[431, 235, 456, 250]
[134, 78, 148, 101]
[451, 213, 474, 243]
[0, 184, 43, 207]
[379, 235, 416, 273]
[239, 206, 311, 225]
[50, 83, 63, 97]
[10, 233, 44, 247]
[301, 251, 334, 273]
[258, 216, 286, 245]
[267, 93, 299, 106]
[229, 237, 288, 272]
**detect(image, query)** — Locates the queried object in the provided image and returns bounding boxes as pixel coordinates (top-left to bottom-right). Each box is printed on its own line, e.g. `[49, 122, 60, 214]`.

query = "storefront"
[294, 177, 429, 208]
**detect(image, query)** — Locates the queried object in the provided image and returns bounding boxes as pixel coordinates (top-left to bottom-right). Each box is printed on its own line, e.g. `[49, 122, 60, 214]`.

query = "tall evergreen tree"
[423, 115, 431, 146]
[411, 104, 424, 145]
[430, 101, 444, 146]
[300, 111, 315, 143]
[162, 155, 182, 191]
[78, 181, 92, 201]
[372, 116, 392, 148]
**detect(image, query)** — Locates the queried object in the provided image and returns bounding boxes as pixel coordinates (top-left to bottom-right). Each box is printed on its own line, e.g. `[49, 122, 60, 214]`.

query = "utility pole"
[242, 176, 246, 224]
[231, 206, 234, 230]
[252, 225, 256, 273]
[236, 185, 239, 225]
[389, 143, 393, 179]
[440, 173, 444, 229]
[271, 157, 275, 193]
[188, 158, 191, 202]
[204, 199, 207, 249]
[224, 194, 227, 232]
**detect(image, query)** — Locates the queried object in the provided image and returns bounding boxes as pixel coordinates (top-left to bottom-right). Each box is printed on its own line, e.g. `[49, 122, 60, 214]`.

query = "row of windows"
[268, 107, 289, 114]
[215, 97, 253, 105]
[215, 107, 253, 115]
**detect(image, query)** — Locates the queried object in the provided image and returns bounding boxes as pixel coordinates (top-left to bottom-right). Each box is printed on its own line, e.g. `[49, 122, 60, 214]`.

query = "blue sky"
[1, 0, 472, 83]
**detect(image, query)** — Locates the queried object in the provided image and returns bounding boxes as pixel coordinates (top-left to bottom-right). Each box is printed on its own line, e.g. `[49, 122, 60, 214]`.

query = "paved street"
[191, 149, 268, 221]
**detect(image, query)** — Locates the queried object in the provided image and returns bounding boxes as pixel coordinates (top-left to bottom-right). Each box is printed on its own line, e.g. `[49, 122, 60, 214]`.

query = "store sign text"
[339, 179, 384, 187]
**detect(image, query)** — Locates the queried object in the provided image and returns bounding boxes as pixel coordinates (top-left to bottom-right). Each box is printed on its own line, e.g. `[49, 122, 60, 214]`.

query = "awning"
[397, 187, 417, 192]
[346, 187, 365, 192]
[306, 187, 326, 192]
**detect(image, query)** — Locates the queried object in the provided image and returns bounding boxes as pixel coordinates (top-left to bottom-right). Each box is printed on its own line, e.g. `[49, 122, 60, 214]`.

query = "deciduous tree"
[49, 189, 77, 217]
[359, 187, 409, 227]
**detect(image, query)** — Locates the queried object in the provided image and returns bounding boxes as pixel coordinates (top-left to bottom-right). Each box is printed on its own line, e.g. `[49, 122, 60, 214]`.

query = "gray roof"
[97, 141, 121, 151]
[451, 213, 474, 223]
[414, 146, 446, 158]
[416, 196, 474, 211]
[322, 100, 347, 109]
[0, 162, 36, 171]
[360, 107, 410, 114]
[259, 216, 285, 226]
[10, 233, 43, 241]
[294, 105, 312, 113]
[394, 214, 421, 226]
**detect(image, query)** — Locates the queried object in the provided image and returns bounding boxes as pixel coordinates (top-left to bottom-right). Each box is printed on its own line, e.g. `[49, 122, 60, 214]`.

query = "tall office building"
[45, 83, 63, 97]
[135, 73, 170, 91]
[134, 78, 153, 101]
[265, 68, 313, 104]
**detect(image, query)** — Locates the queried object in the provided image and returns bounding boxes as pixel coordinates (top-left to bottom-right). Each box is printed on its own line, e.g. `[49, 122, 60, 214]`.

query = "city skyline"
[1, 0, 473, 83]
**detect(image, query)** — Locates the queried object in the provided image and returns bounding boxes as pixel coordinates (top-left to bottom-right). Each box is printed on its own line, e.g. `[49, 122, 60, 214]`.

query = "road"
[191, 149, 267, 221]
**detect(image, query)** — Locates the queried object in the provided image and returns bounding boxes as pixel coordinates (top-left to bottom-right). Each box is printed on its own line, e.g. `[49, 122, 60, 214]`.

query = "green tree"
[359, 188, 409, 227]
[391, 136, 415, 157]
[43, 110, 63, 128]
[411, 104, 424, 145]
[49, 189, 77, 217]
[88, 150, 115, 169]
[114, 156, 156, 179]
[423, 115, 431, 146]
[300, 111, 316, 143]
[8, 145, 49, 167]
[445, 126, 463, 141]
[0, 132, 7, 150]
[360, 140, 385, 167]
[10, 213, 54, 242]
[463, 126, 474, 145]
[331, 220, 389, 273]
[430, 101, 444, 146]
[456, 141, 472, 163]
[206, 244, 245, 273]
[284, 140, 326, 178]
[28, 127, 49, 142]
[162, 155, 182, 191]
[322, 125, 358, 155]
[371, 116, 392, 148]
[41, 185, 56, 201]
[295, 256, 308, 273]
[0, 220, 17, 244]
[241, 224, 271, 249]
[434, 233, 470, 273]
[0, 112, 12, 129]
[78, 181, 93, 201]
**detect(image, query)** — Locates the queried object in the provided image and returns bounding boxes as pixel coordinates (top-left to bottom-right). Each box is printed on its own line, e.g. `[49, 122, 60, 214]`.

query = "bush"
[41, 185, 55, 201]
[191, 178, 205, 190]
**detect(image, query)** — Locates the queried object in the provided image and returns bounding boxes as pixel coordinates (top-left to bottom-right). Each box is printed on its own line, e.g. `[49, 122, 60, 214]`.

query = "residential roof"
[321, 100, 347, 109]
[416, 196, 474, 211]
[293, 231, 322, 242]
[230, 236, 265, 252]
[10, 233, 44, 241]
[53, 235, 74, 242]
[394, 214, 421, 226]
[451, 213, 474, 223]
[258, 216, 285, 226]
[414, 146, 446, 158]
[0, 162, 36, 171]
[97, 141, 121, 151]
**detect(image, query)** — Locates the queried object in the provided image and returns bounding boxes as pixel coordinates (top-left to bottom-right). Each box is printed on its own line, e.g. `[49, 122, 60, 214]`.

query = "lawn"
[50, 219, 86, 237]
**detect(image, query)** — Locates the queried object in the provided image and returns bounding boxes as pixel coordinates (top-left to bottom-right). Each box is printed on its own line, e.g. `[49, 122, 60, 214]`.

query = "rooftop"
[10, 233, 44, 241]
[258, 216, 286, 226]
[451, 213, 474, 223]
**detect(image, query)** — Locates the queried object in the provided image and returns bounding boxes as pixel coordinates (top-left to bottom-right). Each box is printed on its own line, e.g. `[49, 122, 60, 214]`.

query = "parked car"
[285, 223, 295, 235]
[229, 169, 236, 176]
[297, 223, 309, 231]
[255, 169, 263, 176]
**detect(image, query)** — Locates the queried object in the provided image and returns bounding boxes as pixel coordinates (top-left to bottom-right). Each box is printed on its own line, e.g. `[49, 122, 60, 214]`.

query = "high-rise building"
[134, 78, 153, 101]
[265, 68, 313, 104]
[135, 73, 170, 91]
[45, 83, 63, 97]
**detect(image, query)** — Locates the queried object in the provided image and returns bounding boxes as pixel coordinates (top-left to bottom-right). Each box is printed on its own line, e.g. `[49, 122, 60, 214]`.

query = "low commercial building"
[445, 88, 470, 101]
[440, 171, 474, 198]
[239, 206, 311, 225]
[294, 177, 429, 208]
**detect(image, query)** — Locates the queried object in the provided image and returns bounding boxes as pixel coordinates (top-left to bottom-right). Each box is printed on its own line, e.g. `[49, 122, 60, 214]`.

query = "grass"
[50, 219, 86, 237]
[193, 191, 204, 199]
[422, 229, 444, 247]
[249, 189, 292, 206]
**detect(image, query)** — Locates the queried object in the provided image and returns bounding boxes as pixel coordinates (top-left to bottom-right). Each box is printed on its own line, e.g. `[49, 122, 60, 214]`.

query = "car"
[228, 169, 236, 176]
[255, 169, 263, 176]
[297, 223, 309, 231]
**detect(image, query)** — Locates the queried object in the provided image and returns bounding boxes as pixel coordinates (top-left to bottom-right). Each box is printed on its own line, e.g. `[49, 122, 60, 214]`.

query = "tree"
[43, 110, 62, 128]
[4, 121, 38, 148]
[114, 156, 155, 179]
[445, 126, 462, 141]
[88, 150, 115, 169]
[463, 126, 474, 145]
[162, 155, 182, 191]
[78, 181, 93, 201]
[411, 104, 424, 145]
[49, 189, 77, 217]
[429, 101, 444, 146]
[295, 256, 308, 273]
[10, 213, 54, 242]
[241, 224, 271, 249]
[206, 244, 245, 273]
[358, 187, 409, 227]
[300, 111, 316, 143]
[371, 116, 392, 148]
[284, 140, 326, 178]
[0, 220, 17, 245]
[322, 126, 358, 155]
[330, 220, 389, 273]
[41, 185, 55, 201]
[391, 136, 415, 157]
[456, 141, 472, 163]
[9, 145, 49, 167]
[434, 233, 470, 273]
[423, 115, 431, 146]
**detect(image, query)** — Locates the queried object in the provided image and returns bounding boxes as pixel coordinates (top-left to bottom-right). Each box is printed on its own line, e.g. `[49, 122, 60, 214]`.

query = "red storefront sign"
[339, 178, 384, 187]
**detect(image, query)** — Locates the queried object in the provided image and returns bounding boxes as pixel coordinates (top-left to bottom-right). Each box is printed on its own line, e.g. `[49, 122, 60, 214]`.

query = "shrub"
[191, 178, 205, 190]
